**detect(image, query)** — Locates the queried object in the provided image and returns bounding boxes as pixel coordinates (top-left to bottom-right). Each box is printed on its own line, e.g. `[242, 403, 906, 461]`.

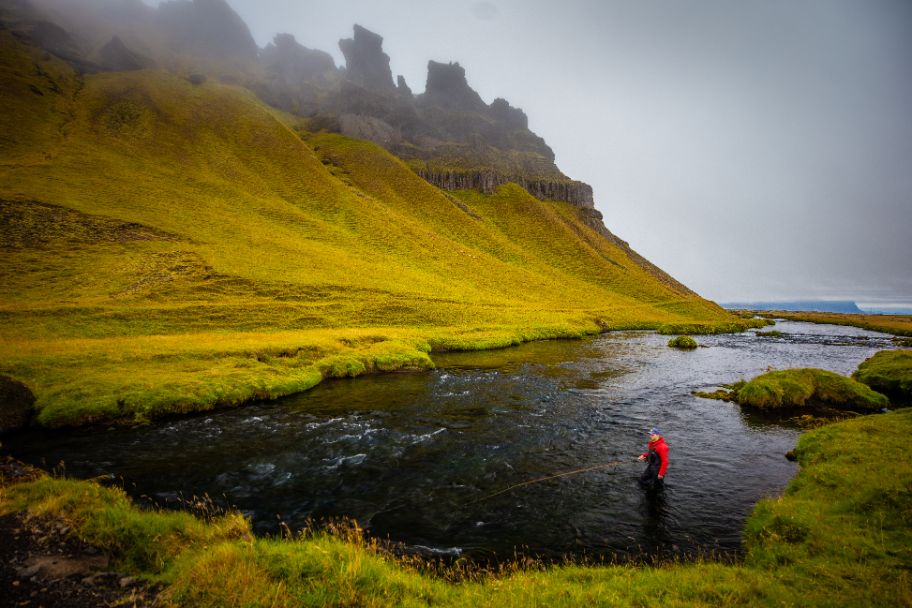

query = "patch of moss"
[735, 368, 888, 411]
[853, 350, 912, 405]
[667, 335, 698, 350]
[756, 330, 782, 337]
[692, 388, 736, 401]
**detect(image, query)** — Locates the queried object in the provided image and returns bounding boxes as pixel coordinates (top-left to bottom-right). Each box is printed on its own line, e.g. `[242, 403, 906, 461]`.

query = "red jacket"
[641, 436, 669, 477]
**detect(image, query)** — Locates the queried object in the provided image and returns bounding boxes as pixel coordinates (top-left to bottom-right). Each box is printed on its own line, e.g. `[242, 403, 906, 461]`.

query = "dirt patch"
[0, 512, 162, 608]
[0, 199, 179, 249]
[0, 459, 161, 607]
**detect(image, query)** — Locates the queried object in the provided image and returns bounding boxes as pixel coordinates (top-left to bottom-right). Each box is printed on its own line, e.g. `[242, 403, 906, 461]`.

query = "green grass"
[0, 31, 754, 428]
[735, 368, 889, 411]
[854, 350, 912, 405]
[4, 409, 911, 606]
[667, 335, 699, 349]
[755, 330, 782, 337]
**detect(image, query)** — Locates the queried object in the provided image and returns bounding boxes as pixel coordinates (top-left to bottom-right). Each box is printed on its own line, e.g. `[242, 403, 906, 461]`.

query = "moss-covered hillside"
[0, 31, 749, 427]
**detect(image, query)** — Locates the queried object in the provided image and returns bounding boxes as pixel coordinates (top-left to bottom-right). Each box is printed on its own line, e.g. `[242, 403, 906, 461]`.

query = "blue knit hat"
[649, 427, 661, 436]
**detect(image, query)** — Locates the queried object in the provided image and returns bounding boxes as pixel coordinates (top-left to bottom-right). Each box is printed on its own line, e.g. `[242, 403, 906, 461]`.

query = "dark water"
[5, 321, 898, 562]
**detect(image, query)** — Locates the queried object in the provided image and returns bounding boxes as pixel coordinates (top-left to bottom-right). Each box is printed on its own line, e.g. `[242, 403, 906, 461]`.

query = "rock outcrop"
[421, 61, 486, 112]
[96, 36, 151, 72]
[255, 33, 340, 115]
[339, 25, 395, 91]
[0, 375, 34, 433]
[489, 97, 528, 130]
[415, 169, 593, 207]
[396, 75, 412, 97]
[260, 34, 337, 86]
[156, 0, 257, 60]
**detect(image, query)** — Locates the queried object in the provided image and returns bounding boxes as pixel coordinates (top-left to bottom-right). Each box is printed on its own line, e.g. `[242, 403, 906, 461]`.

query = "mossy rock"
[853, 350, 912, 405]
[0, 375, 35, 432]
[668, 335, 698, 350]
[736, 368, 888, 411]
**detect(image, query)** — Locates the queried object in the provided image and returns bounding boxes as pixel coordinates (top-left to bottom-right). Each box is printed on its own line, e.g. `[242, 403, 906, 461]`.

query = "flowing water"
[5, 321, 899, 562]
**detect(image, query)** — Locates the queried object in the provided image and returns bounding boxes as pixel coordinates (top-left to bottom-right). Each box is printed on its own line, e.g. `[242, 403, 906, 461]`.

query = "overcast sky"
[164, 0, 912, 306]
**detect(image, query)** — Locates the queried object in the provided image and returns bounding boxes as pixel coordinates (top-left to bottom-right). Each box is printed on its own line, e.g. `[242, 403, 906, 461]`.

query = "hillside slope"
[0, 31, 747, 427]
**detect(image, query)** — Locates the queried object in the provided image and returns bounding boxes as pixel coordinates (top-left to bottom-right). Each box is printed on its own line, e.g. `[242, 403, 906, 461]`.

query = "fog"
[141, 1, 912, 306]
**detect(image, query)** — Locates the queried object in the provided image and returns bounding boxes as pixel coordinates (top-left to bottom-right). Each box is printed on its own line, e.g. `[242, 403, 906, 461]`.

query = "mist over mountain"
[4, 0, 593, 206]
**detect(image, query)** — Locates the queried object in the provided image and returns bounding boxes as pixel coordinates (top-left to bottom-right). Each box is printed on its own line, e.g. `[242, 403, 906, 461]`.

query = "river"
[4, 320, 898, 563]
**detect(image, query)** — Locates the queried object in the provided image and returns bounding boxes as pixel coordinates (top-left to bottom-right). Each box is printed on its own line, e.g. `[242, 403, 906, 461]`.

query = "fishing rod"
[468, 459, 637, 505]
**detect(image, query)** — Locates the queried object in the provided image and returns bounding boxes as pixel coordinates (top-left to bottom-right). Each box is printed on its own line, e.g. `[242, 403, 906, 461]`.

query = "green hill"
[0, 30, 749, 428]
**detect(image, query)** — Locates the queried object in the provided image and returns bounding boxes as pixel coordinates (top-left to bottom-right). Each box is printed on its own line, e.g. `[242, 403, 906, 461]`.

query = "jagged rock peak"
[423, 60, 486, 111]
[339, 24, 394, 91]
[97, 35, 150, 72]
[489, 98, 528, 130]
[396, 75, 412, 97]
[156, 0, 257, 59]
[260, 33, 337, 85]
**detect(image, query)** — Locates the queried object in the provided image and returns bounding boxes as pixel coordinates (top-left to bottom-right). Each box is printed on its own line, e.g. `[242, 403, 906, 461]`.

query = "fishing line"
[468, 459, 636, 505]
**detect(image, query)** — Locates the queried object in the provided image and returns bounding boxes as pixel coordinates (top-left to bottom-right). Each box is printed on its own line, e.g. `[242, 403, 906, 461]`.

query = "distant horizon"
[719, 298, 912, 314]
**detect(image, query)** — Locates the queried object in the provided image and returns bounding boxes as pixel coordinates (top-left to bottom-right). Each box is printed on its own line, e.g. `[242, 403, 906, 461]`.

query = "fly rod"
[469, 459, 636, 505]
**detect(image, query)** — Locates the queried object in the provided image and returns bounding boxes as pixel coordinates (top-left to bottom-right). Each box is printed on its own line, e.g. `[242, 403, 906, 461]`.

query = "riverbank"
[750, 310, 912, 337]
[2, 408, 909, 606]
[0, 318, 762, 430]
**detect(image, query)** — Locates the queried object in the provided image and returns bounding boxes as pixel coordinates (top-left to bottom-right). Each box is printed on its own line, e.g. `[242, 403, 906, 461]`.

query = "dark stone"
[489, 98, 528, 130]
[8, 18, 98, 72]
[255, 33, 340, 115]
[187, 73, 206, 85]
[422, 61, 486, 112]
[96, 36, 151, 72]
[396, 75, 412, 97]
[414, 168, 594, 207]
[0, 376, 34, 433]
[259, 33, 337, 86]
[156, 0, 258, 60]
[339, 25, 395, 91]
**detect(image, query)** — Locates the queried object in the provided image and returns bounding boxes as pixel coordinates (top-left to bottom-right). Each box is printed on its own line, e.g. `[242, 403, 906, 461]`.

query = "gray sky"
[166, 0, 912, 306]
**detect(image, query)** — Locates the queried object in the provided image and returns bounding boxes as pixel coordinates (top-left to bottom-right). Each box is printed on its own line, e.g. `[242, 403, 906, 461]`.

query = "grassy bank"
[1, 319, 765, 429]
[3, 410, 910, 606]
[752, 311, 912, 337]
[854, 350, 912, 405]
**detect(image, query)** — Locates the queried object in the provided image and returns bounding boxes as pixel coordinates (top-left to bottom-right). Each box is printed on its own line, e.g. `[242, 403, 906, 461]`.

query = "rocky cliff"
[317, 26, 592, 204]
[414, 168, 594, 208]
[155, 0, 258, 60]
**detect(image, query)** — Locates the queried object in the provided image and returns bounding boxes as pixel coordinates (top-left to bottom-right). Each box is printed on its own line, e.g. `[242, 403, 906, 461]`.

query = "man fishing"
[638, 426, 668, 489]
